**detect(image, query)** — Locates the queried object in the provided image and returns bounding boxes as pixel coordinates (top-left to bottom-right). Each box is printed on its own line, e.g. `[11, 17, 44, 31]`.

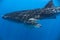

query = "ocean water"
[0, 0, 60, 40]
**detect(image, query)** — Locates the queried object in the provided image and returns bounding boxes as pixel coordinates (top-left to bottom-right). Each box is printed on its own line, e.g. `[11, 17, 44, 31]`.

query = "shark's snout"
[2, 15, 10, 19]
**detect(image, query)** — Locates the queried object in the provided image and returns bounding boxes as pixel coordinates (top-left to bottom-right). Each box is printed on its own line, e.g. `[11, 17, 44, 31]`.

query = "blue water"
[0, 0, 60, 40]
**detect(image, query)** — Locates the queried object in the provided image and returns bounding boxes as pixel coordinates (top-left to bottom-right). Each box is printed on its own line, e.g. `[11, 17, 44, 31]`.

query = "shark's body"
[2, 0, 60, 27]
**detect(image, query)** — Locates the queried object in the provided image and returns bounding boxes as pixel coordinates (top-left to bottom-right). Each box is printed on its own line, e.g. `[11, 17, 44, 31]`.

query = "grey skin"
[2, 0, 60, 27]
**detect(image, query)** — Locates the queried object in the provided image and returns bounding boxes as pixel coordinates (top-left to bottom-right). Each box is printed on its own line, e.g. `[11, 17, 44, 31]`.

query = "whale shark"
[2, 0, 60, 27]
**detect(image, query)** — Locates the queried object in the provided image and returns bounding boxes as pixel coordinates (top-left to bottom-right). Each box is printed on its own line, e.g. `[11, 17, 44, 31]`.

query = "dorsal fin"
[44, 0, 54, 8]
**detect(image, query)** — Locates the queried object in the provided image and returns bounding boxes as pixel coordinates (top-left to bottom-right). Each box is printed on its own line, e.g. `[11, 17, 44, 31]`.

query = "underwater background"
[0, 0, 60, 40]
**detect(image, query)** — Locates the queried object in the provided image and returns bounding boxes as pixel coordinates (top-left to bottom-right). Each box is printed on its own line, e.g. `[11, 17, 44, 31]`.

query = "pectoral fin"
[28, 18, 37, 21]
[27, 18, 42, 28]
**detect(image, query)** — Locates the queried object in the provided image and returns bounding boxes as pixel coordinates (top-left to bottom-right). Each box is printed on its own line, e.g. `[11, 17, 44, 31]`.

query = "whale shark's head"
[2, 14, 10, 19]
